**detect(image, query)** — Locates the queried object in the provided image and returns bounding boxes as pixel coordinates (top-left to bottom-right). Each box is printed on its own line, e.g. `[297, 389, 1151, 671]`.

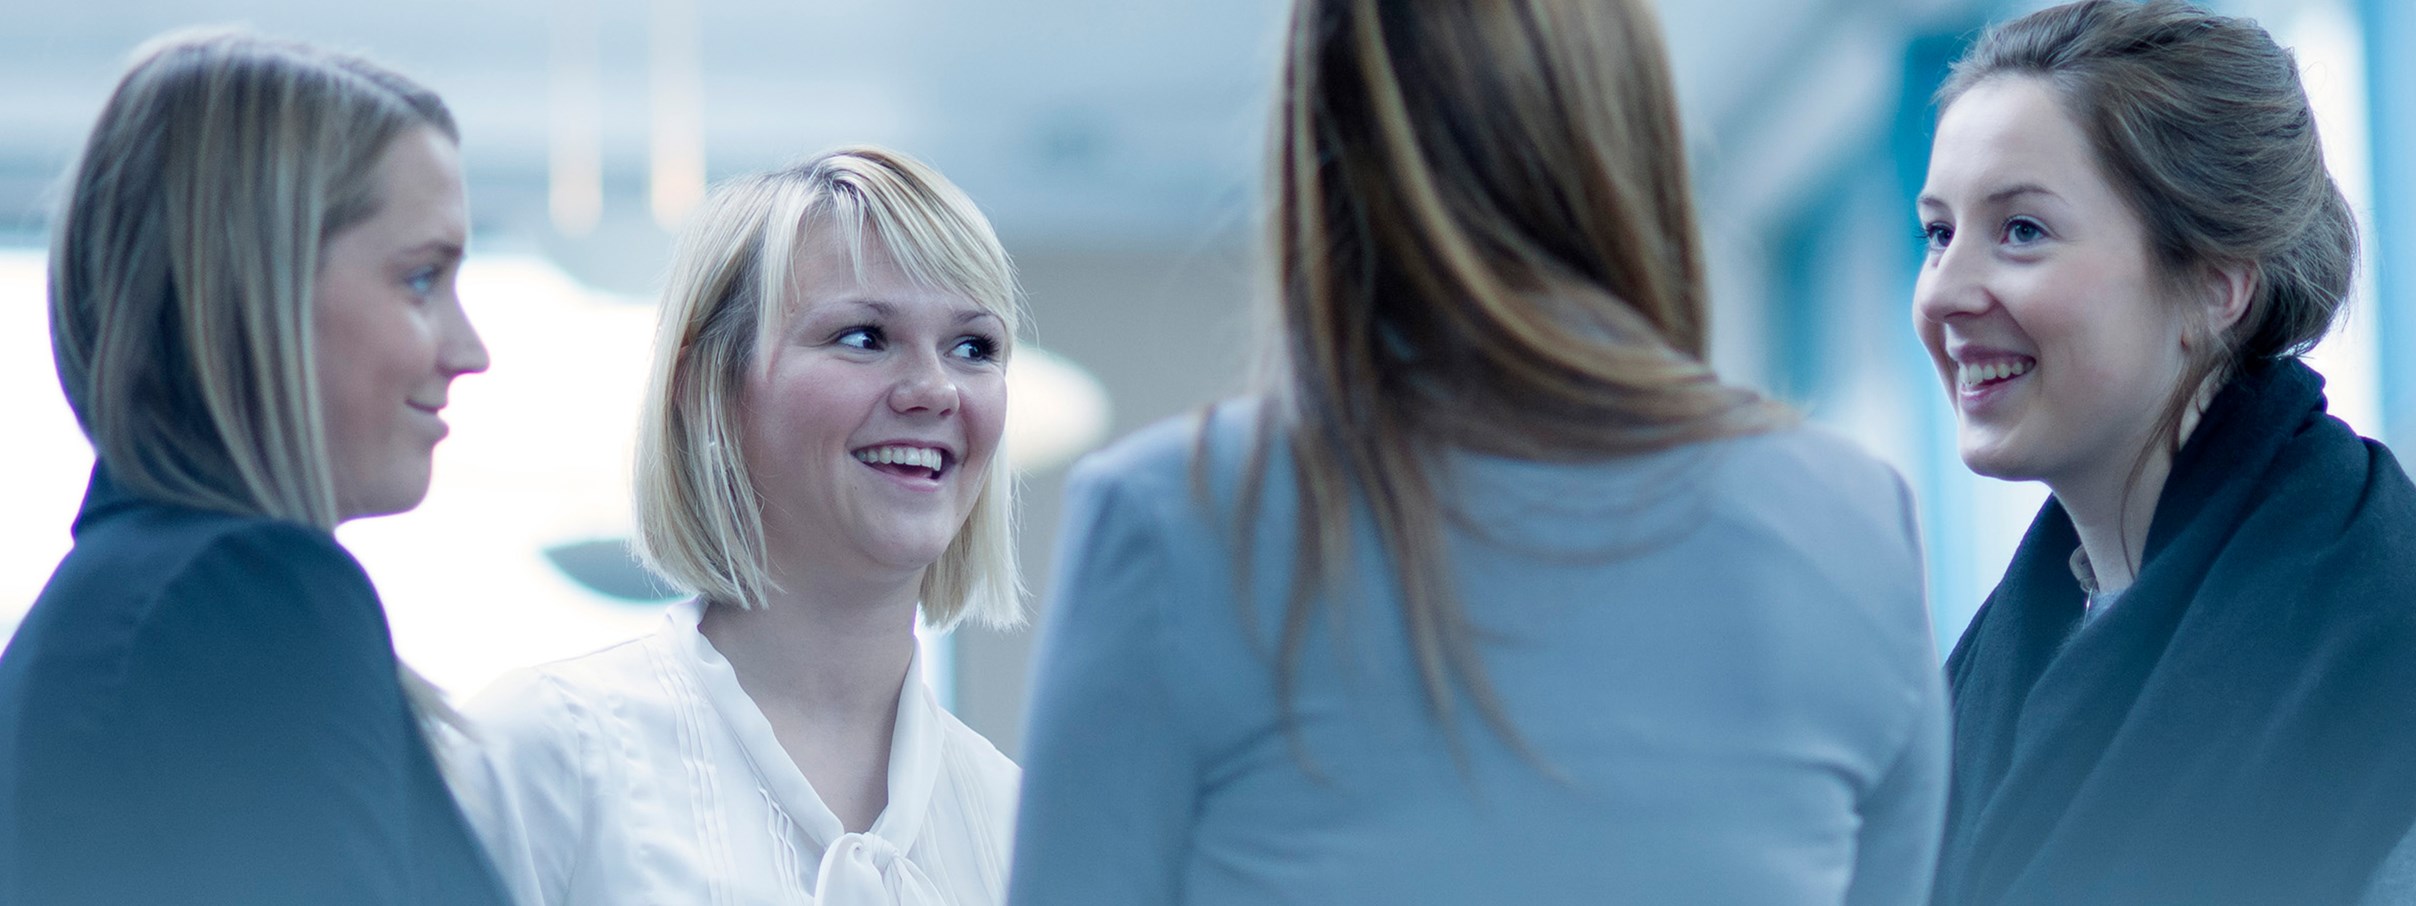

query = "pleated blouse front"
[449, 599, 1019, 906]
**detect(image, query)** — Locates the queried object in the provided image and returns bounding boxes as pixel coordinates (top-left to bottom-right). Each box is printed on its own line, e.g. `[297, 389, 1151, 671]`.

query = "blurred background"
[0, 0, 2407, 757]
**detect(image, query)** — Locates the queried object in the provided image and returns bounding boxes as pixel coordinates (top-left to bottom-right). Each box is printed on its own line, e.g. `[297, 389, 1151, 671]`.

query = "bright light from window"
[2291, 0, 2385, 441]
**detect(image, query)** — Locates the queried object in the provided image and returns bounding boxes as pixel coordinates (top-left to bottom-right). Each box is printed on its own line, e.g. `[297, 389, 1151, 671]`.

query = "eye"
[950, 334, 1001, 363]
[1920, 222, 1953, 251]
[835, 326, 882, 351]
[404, 266, 441, 298]
[2003, 217, 2048, 245]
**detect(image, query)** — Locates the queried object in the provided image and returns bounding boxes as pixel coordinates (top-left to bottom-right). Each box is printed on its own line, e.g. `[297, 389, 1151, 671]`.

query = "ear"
[2184, 261, 2256, 350]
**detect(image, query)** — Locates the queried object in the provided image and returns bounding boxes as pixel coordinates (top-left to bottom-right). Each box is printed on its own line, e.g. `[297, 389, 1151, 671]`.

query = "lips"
[407, 400, 450, 439]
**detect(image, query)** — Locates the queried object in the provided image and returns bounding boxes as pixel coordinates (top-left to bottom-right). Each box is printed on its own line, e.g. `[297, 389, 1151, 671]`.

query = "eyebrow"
[1917, 183, 2063, 212]
[1987, 184, 2061, 204]
[399, 239, 465, 260]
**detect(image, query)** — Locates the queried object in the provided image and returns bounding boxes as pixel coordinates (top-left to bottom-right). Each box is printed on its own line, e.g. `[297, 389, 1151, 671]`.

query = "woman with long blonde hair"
[1010, 0, 1948, 902]
[0, 31, 505, 904]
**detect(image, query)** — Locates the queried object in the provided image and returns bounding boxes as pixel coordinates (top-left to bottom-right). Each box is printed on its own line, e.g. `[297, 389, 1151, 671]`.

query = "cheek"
[965, 379, 1009, 462]
[315, 293, 388, 427]
[2032, 286, 2178, 386]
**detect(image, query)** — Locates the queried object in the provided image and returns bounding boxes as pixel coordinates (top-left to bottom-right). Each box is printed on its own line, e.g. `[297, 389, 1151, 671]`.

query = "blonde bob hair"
[49, 29, 457, 531]
[636, 146, 1026, 630]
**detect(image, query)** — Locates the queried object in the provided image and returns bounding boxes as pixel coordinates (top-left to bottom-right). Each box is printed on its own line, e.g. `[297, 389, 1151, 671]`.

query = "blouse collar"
[661, 598, 942, 855]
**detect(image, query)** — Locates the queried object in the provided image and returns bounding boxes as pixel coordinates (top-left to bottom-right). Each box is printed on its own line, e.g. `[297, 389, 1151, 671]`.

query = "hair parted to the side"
[636, 145, 1026, 630]
[1243, 0, 1786, 754]
[49, 29, 458, 532]
[1939, 0, 2356, 566]
[49, 29, 465, 732]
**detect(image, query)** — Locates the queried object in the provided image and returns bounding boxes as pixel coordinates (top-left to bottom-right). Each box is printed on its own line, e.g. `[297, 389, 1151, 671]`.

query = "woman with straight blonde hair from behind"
[0, 30, 505, 904]
[450, 146, 1026, 906]
[1009, 0, 1949, 903]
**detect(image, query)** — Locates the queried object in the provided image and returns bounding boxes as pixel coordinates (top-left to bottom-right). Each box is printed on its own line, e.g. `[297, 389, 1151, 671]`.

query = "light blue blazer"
[1010, 400, 1948, 905]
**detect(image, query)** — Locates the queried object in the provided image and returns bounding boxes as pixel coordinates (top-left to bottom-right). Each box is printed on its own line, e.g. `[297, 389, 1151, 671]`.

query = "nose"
[438, 291, 490, 378]
[887, 350, 959, 416]
[1912, 232, 1992, 326]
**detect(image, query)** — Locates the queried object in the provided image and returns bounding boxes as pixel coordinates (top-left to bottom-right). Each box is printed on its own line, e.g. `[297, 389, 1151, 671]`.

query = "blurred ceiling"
[0, 0, 1984, 290]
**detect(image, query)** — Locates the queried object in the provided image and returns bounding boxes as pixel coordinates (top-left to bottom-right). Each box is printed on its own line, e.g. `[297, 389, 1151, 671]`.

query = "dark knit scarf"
[1932, 357, 2416, 906]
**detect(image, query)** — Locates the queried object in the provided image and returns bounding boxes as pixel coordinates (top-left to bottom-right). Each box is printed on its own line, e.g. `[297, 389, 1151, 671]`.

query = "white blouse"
[445, 599, 1019, 906]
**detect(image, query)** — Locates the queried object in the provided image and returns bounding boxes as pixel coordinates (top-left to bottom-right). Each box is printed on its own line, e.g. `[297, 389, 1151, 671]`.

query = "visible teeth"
[854, 445, 943, 472]
[1958, 359, 2033, 387]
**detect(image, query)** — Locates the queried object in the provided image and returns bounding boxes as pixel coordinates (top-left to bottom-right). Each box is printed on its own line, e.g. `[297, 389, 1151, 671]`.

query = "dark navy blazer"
[0, 467, 506, 905]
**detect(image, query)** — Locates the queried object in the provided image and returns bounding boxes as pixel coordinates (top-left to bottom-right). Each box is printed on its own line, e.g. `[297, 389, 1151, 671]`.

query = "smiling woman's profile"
[1914, 3, 2416, 904]
[0, 29, 506, 904]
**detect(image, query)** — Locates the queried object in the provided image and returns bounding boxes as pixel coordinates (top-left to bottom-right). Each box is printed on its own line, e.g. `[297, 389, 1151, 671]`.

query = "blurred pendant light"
[649, 0, 706, 229]
[548, 0, 603, 236]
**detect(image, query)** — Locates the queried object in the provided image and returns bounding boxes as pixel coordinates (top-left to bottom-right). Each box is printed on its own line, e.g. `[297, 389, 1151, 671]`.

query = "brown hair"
[49, 29, 459, 529]
[1240, 0, 1784, 753]
[1939, 0, 2355, 564]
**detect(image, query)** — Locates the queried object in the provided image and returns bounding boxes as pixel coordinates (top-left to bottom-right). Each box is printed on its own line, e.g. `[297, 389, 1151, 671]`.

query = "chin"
[335, 474, 434, 522]
[1957, 438, 2039, 483]
[850, 525, 951, 569]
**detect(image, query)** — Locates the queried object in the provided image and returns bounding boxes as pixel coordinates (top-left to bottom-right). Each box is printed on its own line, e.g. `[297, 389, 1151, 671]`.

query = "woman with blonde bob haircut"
[1011, 0, 1948, 902]
[455, 146, 1027, 906]
[0, 30, 506, 904]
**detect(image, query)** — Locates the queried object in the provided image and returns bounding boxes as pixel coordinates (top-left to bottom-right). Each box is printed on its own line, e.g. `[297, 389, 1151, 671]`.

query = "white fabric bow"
[813, 832, 945, 906]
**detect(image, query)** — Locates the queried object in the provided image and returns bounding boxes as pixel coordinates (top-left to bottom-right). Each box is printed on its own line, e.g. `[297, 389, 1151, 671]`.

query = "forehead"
[1926, 77, 2108, 202]
[356, 127, 468, 238]
[781, 226, 994, 319]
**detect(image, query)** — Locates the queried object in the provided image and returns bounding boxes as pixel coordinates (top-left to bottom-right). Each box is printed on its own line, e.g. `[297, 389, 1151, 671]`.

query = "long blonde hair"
[50, 29, 459, 531]
[635, 146, 1026, 629]
[49, 30, 466, 728]
[1243, 0, 1785, 751]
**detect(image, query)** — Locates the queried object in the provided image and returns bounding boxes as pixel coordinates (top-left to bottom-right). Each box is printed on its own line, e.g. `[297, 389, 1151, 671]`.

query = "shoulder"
[1061, 398, 1278, 538]
[454, 646, 666, 906]
[21, 509, 390, 723]
[1068, 399, 1261, 494]
[454, 648, 649, 827]
[52, 504, 372, 622]
[1691, 423, 1922, 549]
[929, 698, 1022, 836]
[933, 703, 1020, 791]
[1714, 422, 1911, 504]
[465, 633, 664, 746]
[17, 506, 375, 676]
[1666, 425, 1935, 663]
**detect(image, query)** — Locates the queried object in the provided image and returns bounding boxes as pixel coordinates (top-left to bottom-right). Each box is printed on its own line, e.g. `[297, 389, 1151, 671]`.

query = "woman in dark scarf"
[1910, 2, 2416, 903]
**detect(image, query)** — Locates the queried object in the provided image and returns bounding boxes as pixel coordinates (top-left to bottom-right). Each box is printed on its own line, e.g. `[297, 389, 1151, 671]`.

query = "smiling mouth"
[853, 444, 951, 481]
[1957, 356, 2035, 392]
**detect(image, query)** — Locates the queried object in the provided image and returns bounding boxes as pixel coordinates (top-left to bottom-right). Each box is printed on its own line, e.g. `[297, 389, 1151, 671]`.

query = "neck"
[696, 564, 923, 722]
[2051, 373, 2224, 596]
[2055, 447, 2171, 596]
